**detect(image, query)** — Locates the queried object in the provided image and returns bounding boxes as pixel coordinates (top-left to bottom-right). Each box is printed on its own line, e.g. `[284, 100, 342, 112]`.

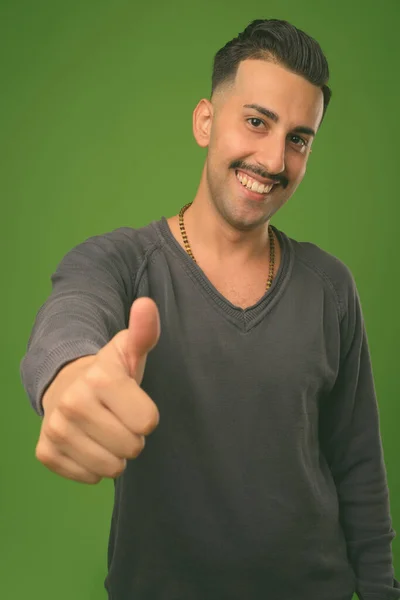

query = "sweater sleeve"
[319, 275, 400, 600]
[20, 232, 134, 417]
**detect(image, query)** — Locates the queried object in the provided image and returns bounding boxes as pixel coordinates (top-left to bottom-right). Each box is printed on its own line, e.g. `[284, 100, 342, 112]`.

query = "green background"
[2, 0, 399, 598]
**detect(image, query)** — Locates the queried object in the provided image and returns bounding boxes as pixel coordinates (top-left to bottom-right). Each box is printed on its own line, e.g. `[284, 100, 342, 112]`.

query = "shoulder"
[51, 218, 166, 300]
[280, 229, 358, 321]
[77, 218, 163, 258]
[56, 218, 164, 271]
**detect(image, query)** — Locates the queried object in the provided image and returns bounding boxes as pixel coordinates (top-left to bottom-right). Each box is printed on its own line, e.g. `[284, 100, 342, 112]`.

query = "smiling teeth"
[236, 171, 274, 194]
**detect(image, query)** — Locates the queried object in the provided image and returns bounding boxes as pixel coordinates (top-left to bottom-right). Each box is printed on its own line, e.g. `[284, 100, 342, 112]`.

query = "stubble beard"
[208, 171, 274, 232]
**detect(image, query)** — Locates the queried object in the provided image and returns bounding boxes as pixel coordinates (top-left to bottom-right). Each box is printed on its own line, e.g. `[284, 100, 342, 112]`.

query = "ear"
[192, 99, 213, 148]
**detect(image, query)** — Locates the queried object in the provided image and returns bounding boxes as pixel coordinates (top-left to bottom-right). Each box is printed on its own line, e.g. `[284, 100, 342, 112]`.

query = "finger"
[43, 423, 127, 480]
[94, 377, 160, 436]
[36, 440, 104, 485]
[59, 398, 147, 459]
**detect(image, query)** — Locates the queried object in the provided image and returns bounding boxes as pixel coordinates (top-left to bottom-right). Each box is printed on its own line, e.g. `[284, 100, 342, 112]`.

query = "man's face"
[196, 59, 324, 231]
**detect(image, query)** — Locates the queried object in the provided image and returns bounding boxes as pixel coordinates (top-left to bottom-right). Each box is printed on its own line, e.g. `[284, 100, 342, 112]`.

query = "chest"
[144, 260, 341, 447]
[200, 263, 276, 309]
[145, 279, 339, 443]
[206, 276, 268, 309]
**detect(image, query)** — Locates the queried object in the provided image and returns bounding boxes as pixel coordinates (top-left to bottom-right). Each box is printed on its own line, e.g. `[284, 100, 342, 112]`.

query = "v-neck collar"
[154, 216, 294, 332]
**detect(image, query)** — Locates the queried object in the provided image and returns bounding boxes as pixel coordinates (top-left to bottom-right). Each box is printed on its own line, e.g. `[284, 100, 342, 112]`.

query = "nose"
[256, 133, 286, 176]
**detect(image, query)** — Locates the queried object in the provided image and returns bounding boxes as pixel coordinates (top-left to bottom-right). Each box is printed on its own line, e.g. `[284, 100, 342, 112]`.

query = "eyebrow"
[243, 103, 316, 137]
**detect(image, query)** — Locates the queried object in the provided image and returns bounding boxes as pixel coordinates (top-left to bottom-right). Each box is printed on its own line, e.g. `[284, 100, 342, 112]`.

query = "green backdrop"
[2, 0, 399, 598]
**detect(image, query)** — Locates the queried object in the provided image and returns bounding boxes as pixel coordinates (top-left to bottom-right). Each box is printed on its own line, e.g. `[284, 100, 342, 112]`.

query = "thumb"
[97, 297, 161, 384]
[125, 297, 161, 383]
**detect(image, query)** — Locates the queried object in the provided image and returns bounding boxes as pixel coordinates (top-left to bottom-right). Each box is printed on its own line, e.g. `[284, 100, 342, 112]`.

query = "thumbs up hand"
[36, 298, 161, 484]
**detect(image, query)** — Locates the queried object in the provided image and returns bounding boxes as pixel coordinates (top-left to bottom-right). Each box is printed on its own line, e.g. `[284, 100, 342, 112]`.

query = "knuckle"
[58, 392, 82, 419]
[83, 363, 112, 389]
[46, 414, 69, 443]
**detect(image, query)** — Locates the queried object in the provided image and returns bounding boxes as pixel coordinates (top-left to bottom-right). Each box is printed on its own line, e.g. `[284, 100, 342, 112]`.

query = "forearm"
[335, 431, 398, 599]
[20, 236, 131, 416]
[320, 330, 399, 599]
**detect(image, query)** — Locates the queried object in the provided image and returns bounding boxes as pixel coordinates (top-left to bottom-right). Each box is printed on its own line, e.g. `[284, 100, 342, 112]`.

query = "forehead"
[230, 59, 324, 130]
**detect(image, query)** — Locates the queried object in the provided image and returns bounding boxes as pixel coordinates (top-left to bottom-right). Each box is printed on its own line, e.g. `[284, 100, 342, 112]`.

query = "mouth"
[234, 170, 279, 200]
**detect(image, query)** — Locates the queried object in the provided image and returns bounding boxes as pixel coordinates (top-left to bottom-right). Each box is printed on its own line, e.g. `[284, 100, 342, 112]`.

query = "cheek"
[287, 155, 308, 183]
[211, 122, 249, 160]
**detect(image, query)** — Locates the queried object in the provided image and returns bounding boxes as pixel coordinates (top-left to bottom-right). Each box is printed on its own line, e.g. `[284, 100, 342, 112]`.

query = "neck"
[182, 198, 272, 266]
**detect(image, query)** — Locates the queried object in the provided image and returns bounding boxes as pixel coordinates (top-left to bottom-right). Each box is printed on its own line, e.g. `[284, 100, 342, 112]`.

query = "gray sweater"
[20, 217, 400, 600]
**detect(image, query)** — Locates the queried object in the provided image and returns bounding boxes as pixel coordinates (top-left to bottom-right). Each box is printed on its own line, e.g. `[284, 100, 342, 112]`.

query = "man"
[20, 18, 399, 600]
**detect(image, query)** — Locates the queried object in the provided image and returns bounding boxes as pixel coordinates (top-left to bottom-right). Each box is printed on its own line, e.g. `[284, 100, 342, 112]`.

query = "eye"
[289, 134, 309, 152]
[246, 117, 265, 129]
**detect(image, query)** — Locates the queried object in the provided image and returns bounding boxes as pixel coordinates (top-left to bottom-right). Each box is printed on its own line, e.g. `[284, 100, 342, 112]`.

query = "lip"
[234, 170, 278, 201]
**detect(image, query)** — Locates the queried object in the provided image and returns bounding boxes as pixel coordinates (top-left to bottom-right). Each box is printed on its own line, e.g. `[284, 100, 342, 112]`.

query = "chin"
[221, 201, 270, 231]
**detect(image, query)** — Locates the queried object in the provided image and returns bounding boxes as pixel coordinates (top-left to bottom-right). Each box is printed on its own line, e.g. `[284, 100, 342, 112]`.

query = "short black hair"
[211, 19, 331, 123]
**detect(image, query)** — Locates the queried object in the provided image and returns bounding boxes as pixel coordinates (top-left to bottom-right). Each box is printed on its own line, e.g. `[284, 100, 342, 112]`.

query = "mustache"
[231, 161, 289, 189]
